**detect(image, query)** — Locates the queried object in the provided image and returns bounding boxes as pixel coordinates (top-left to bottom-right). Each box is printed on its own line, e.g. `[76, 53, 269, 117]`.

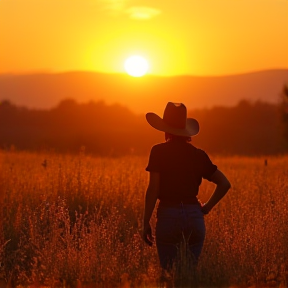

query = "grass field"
[1, 150, 288, 288]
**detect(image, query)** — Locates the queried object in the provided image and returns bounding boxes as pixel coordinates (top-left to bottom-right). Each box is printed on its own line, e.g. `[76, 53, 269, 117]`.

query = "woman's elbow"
[222, 179, 231, 191]
[226, 179, 231, 189]
[211, 170, 231, 190]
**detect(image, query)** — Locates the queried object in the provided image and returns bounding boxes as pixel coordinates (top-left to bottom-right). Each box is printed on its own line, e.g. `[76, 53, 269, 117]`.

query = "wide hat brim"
[146, 112, 199, 137]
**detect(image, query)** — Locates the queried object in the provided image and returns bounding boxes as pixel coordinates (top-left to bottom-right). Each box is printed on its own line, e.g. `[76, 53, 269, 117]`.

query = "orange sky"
[0, 0, 287, 76]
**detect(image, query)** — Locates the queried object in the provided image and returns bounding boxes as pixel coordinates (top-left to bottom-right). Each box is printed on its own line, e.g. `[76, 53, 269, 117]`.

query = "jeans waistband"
[159, 201, 201, 208]
[157, 203, 203, 218]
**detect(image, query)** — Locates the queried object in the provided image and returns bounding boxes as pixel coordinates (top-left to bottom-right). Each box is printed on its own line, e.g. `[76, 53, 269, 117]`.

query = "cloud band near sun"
[99, 0, 128, 12]
[125, 6, 162, 20]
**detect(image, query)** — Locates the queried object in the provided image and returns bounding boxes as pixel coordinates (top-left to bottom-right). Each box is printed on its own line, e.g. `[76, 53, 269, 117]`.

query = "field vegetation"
[1, 150, 288, 287]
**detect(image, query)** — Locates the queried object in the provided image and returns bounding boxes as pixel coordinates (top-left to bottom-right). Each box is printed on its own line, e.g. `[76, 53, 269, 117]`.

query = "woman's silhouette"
[142, 102, 231, 282]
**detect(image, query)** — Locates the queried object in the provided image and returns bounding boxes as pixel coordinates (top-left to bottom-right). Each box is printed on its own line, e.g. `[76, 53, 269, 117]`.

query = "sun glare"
[124, 55, 149, 77]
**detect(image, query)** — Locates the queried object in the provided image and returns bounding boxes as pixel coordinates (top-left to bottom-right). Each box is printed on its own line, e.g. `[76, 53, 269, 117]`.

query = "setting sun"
[124, 56, 149, 77]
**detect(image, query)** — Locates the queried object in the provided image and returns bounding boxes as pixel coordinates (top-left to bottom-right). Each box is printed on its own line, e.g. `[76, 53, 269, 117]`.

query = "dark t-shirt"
[146, 140, 217, 205]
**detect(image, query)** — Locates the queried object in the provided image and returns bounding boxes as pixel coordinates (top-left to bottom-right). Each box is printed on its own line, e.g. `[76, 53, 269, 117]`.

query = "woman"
[142, 102, 231, 274]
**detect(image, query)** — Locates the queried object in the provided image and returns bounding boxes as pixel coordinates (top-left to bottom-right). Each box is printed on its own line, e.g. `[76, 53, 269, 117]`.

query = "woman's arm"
[201, 169, 231, 214]
[142, 172, 160, 246]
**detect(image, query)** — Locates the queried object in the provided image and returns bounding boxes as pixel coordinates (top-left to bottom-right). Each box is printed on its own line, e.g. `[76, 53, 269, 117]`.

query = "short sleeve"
[146, 146, 161, 172]
[201, 151, 217, 181]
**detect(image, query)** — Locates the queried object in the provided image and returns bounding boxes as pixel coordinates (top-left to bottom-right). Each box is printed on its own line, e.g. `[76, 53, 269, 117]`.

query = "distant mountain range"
[0, 69, 287, 114]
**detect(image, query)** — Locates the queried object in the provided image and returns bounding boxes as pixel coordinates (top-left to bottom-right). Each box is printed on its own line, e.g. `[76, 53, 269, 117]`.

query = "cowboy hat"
[146, 102, 199, 137]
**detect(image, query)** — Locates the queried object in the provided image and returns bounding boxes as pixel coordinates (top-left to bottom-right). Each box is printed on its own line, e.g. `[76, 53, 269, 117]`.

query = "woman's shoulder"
[149, 142, 166, 154]
[189, 144, 211, 158]
[150, 142, 168, 149]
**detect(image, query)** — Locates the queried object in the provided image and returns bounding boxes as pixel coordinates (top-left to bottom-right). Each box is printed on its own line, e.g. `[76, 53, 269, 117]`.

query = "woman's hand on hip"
[142, 223, 154, 246]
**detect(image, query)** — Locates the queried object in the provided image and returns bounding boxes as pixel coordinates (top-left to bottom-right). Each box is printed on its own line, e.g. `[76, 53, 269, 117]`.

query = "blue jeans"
[156, 204, 206, 271]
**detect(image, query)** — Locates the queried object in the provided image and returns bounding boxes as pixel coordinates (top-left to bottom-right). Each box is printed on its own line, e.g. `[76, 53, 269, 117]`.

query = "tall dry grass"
[0, 150, 288, 287]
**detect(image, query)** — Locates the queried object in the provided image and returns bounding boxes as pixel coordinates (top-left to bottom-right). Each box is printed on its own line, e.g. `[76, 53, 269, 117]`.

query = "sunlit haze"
[0, 0, 287, 76]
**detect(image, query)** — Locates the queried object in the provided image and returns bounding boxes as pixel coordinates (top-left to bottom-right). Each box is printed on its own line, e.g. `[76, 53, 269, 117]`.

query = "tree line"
[1, 97, 287, 156]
